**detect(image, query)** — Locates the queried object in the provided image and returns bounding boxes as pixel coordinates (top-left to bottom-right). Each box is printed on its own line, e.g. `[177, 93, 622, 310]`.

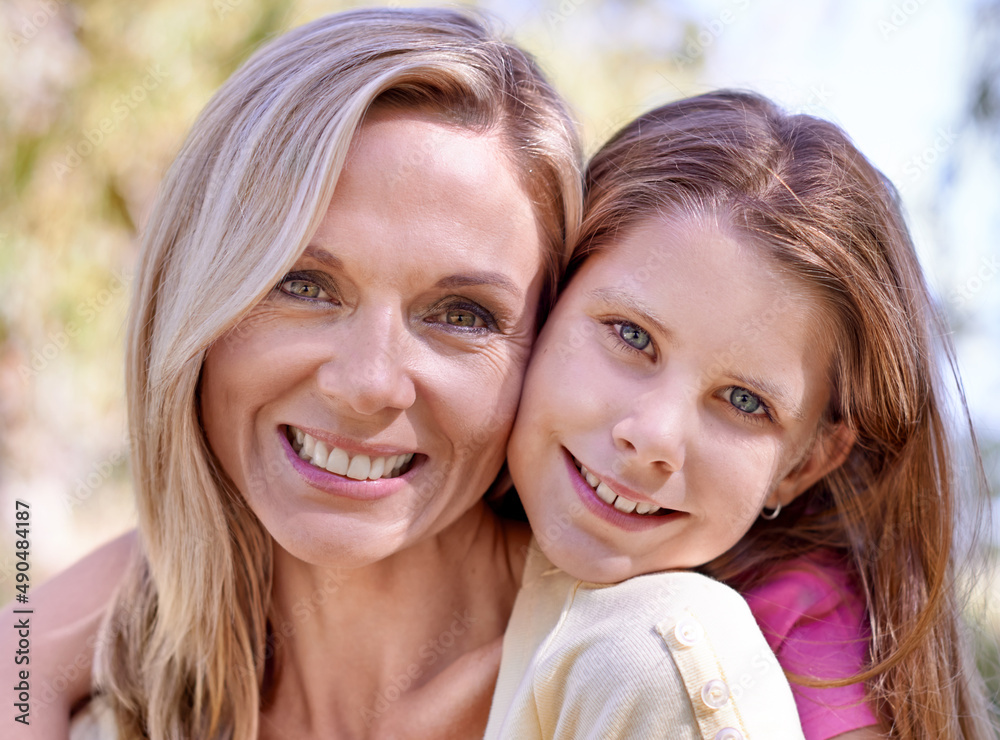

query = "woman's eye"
[444, 309, 482, 328]
[616, 322, 652, 352]
[279, 278, 330, 301]
[427, 302, 496, 331]
[725, 386, 768, 417]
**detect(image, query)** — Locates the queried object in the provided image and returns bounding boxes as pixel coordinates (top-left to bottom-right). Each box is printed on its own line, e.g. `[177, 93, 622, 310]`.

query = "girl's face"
[200, 112, 546, 569]
[508, 215, 848, 583]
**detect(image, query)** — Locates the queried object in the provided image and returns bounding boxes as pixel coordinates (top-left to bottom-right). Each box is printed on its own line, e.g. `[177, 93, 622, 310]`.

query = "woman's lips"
[287, 425, 415, 480]
[280, 426, 419, 500]
[563, 449, 685, 532]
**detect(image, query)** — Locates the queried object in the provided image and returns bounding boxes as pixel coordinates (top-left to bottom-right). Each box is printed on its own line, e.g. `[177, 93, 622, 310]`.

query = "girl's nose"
[610, 385, 688, 473]
[315, 308, 417, 416]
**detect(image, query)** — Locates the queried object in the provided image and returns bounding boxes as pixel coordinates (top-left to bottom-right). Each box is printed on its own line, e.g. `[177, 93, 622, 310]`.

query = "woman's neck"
[261, 501, 531, 740]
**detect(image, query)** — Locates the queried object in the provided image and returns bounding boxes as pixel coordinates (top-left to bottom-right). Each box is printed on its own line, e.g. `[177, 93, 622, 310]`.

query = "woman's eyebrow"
[435, 273, 522, 297]
[585, 286, 674, 342]
[301, 245, 521, 299]
[302, 244, 344, 269]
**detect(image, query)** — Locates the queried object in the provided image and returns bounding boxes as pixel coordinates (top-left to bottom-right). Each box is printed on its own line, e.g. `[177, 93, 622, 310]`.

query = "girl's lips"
[562, 450, 685, 532]
[279, 430, 417, 501]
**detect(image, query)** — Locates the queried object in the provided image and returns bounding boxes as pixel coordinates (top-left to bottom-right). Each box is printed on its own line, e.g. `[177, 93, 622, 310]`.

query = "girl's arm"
[1, 530, 136, 737]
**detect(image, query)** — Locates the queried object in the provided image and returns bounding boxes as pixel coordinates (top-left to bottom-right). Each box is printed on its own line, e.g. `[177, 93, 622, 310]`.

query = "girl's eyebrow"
[585, 287, 675, 343]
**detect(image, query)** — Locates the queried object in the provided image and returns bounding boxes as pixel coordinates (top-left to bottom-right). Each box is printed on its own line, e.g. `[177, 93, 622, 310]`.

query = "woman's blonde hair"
[96, 8, 582, 738]
[571, 90, 996, 739]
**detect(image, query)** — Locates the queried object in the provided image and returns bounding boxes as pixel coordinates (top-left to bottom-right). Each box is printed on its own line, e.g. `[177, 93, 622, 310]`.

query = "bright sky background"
[1, 0, 996, 582]
[483, 0, 1000, 496]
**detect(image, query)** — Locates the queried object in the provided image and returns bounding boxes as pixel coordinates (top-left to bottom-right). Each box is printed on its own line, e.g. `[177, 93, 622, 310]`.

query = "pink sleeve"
[743, 555, 880, 740]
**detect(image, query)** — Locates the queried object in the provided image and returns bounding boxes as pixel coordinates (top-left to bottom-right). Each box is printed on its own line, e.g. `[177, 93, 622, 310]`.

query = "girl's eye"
[616, 322, 652, 352]
[279, 277, 331, 301]
[724, 386, 770, 419]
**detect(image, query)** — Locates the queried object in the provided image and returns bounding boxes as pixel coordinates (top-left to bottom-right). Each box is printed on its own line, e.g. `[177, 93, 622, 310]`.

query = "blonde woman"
[10, 8, 579, 739]
[4, 8, 811, 740]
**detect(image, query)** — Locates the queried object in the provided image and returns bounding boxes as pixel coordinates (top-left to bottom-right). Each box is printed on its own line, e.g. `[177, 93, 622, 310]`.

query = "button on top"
[714, 729, 743, 740]
[701, 678, 730, 709]
[673, 617, 704, 646]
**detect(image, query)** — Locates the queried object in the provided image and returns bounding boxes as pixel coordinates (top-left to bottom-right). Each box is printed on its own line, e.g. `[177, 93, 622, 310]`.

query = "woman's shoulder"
[0, 530, 137, 736]
[70, 695, 119, 740]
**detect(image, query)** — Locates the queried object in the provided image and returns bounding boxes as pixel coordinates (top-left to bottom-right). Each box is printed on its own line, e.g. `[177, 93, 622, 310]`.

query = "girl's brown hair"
[97, 8, 581, 739]
[572, 90, 995, 739]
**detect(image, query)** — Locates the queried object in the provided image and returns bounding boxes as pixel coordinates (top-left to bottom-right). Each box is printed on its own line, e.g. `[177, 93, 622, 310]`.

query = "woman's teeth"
[577, 462, 663, 516]
[289, 427, 414, 480]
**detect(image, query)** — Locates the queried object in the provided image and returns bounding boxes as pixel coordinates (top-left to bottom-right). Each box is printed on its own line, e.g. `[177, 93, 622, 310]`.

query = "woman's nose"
[316, 308, 417, 415]
[610, 385, 688, 473]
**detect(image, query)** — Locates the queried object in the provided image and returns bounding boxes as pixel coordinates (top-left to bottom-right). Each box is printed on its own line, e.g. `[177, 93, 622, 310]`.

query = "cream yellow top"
[484, 540, 807, 740]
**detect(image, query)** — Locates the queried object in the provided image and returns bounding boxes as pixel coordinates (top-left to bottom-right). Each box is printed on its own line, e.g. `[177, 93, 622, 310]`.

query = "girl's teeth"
[613, 496, 638, 514]
[290, 427, 413, 480]
[577, 459, 663, 516]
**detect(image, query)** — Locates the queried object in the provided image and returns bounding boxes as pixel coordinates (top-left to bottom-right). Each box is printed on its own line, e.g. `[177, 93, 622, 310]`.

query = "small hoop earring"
[760, 502, 782, 520]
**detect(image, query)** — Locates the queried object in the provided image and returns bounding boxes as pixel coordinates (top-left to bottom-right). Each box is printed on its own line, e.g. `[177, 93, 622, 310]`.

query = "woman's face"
[508, 216, 845, 583]
[200, 111, 546, 568]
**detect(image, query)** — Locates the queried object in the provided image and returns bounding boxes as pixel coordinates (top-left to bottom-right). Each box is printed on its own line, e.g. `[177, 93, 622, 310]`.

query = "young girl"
[487, 91, 996, 740]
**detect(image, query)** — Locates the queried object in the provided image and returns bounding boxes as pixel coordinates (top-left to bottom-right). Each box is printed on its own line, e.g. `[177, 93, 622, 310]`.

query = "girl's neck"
[261, 501, 531, 740]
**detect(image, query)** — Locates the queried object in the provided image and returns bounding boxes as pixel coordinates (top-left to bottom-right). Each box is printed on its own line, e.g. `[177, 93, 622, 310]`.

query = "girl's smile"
[508, 214, 846, 583]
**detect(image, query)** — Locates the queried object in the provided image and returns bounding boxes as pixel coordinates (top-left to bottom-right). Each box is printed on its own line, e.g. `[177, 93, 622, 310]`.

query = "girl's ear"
[769, 422, 856, 508]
